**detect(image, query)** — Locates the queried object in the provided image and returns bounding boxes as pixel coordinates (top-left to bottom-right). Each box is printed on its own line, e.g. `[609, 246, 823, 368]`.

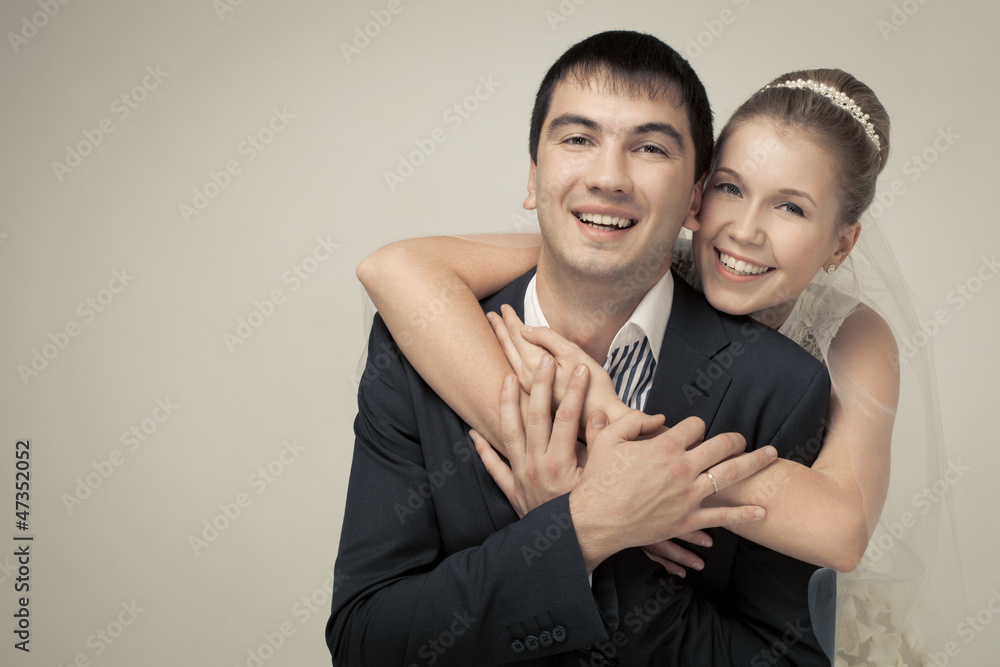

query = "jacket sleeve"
[326, 316, 608, 666]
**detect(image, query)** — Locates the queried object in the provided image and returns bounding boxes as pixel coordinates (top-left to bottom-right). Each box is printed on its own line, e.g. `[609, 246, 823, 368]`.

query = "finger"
[661, 415, 707, 448]
[500, 303, 527, 340]
[584, 410, 608, 448]
[673, 530, 713, 548]
[643, 539, 705, 572]
[501, 305, 538, 393]
[685, 430, 748, 473]
[597, 409, 665, 446]
[525, 355, 554, 453]
[498, 375, 527, 468]
[642, 548, 688, 579]
[471, 429, 521, 516]
[685, 504, 766, 532]
[489, 310, 524, 384]
[700, 445, 777, 497]
[637, 413, 668, 438]
[549, 365, 588, 466]
[521, 324, 581, 360]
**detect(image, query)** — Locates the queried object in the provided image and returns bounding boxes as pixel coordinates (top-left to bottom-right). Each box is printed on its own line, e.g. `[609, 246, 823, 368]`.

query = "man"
[328, 31, 832, 665]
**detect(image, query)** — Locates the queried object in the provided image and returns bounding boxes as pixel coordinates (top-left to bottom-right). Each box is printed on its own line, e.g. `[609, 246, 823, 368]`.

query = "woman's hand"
[471, 353, 590, 518]
[642, 532, 712, 578]
[489, 304, 629, 424]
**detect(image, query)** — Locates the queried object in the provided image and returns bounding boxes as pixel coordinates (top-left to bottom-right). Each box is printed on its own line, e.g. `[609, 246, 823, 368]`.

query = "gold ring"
[705, 470, 719, 494]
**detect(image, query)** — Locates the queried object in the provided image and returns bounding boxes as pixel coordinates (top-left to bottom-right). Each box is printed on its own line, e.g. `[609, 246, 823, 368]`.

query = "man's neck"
[534, 263, 664, 365]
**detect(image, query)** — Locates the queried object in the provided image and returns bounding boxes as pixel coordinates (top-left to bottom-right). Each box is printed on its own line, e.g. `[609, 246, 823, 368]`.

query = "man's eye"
[564, 136, 590, 146]
[639, 144, 666, 155]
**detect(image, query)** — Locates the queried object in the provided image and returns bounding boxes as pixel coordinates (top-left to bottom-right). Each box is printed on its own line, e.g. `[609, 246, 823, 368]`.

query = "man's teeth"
[719, 251, 770, 276]
[577, 212, 634, 229]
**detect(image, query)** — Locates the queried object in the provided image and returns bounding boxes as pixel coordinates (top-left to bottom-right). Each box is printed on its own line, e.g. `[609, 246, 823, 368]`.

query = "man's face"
[526, 74, 701, 291]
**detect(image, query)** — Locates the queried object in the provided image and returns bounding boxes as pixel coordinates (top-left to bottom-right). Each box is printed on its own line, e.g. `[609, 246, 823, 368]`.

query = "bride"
[356, 68, 964, 665]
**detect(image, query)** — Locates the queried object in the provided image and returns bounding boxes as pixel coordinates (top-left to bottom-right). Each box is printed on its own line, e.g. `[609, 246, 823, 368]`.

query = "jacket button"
[552, 625, 567, 642]
[539, 630, 553, 646]
[525, 635, 540, 650]
[511, 639, 525, 653]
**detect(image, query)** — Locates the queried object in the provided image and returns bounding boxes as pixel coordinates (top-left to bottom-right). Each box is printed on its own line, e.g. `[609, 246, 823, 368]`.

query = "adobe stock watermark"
[179, 107, 294, 224]
[188, 438, 305, 556]
[891, 253, 998, 369]
[350, 284, 459, 390]
[407, 611, 478, 667]
[213, 0, 247, 21]
[61, 397, 180, 514]
[682, 0, 752, 61]
[51, 65, 169, 183]
[860, 458, 969, 568]
[877, 0, 931, 40]
[393, 437, 474, 525]
[581, 577, 685, 665]
[223, 235, 339, 353]
[56, 600, 144, 667]
[340, 0, 416, 63]
[16, 268, 135, 386]
[521, 448, 640, 567]
[234, 569, 346, 667]
[384, 74, 503, 192]
[511, 209, 539, 233]
[869, 126, 959, 219]
[544, 0, 588, 31]
[749, 618, 810, 667]
[7, 0, 73, 55]
[925, 587, 1000, 666]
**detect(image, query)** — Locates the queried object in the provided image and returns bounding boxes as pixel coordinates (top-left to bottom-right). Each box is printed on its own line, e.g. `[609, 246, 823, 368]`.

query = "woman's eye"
[715, 182, 741, 196]
[778, 202, 806, 217]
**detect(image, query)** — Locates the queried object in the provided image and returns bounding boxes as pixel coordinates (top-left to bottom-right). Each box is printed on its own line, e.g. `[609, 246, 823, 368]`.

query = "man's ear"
[523, 156, 538, 211]
[830, 221, 861, 266]
[682, 176, 705, 232]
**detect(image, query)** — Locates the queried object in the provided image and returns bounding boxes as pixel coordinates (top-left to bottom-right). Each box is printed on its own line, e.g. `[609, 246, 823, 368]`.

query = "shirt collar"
[523, 271, 674, 364]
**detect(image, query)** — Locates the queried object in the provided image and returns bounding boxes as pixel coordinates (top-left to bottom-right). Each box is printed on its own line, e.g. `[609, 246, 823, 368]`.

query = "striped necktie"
[605, 336, 656, 411]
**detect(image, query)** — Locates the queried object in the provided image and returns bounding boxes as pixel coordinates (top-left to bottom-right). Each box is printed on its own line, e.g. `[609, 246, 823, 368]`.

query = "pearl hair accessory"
[764, 79, 882, 151]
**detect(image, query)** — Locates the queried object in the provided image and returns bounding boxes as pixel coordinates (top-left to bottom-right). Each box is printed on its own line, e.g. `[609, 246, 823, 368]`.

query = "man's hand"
[472, 353, 588, 517]
[569, 414, 777, 573]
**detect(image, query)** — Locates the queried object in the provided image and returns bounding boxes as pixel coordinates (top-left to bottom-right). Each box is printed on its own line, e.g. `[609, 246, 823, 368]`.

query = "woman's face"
[688, 119, 858, 327]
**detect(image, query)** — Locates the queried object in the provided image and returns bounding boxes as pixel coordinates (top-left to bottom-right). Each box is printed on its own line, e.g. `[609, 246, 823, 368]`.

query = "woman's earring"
[826, 264, 837, 274]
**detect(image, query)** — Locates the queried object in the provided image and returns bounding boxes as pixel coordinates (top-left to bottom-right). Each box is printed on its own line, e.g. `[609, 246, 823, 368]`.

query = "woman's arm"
[355, 235, 541, 447]
[707, 304, 898, 572]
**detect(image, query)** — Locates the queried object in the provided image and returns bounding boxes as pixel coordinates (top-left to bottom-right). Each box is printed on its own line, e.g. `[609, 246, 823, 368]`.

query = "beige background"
[1, 0, 996, 665]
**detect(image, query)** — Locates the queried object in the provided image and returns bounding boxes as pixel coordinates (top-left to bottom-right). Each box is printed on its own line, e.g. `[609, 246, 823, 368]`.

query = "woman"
[357, 69, 958, 665]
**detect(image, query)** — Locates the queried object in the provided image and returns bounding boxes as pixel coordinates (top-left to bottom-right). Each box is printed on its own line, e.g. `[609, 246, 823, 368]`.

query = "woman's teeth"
[577, 212, 634, 230]
[719, 251, 770, 276]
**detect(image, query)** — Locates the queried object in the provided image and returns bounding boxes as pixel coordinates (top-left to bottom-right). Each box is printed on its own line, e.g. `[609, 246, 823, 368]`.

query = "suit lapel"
[645, 273, 732, 432]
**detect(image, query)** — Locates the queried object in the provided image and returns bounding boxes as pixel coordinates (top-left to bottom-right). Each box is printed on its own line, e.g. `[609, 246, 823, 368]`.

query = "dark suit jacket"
[327, 269, 833, 666]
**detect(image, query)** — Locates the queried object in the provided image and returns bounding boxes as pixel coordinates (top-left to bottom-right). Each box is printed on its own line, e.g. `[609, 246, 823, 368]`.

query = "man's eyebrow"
[545, 114, 600, 138]
[633, 122, 686, 155]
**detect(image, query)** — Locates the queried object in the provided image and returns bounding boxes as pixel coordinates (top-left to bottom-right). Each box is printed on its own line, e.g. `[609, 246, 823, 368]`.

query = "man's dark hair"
[528, 30, 714, 182]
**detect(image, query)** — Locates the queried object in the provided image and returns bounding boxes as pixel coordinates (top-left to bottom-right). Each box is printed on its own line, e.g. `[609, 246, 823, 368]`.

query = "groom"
[328, 31, 833, 665]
